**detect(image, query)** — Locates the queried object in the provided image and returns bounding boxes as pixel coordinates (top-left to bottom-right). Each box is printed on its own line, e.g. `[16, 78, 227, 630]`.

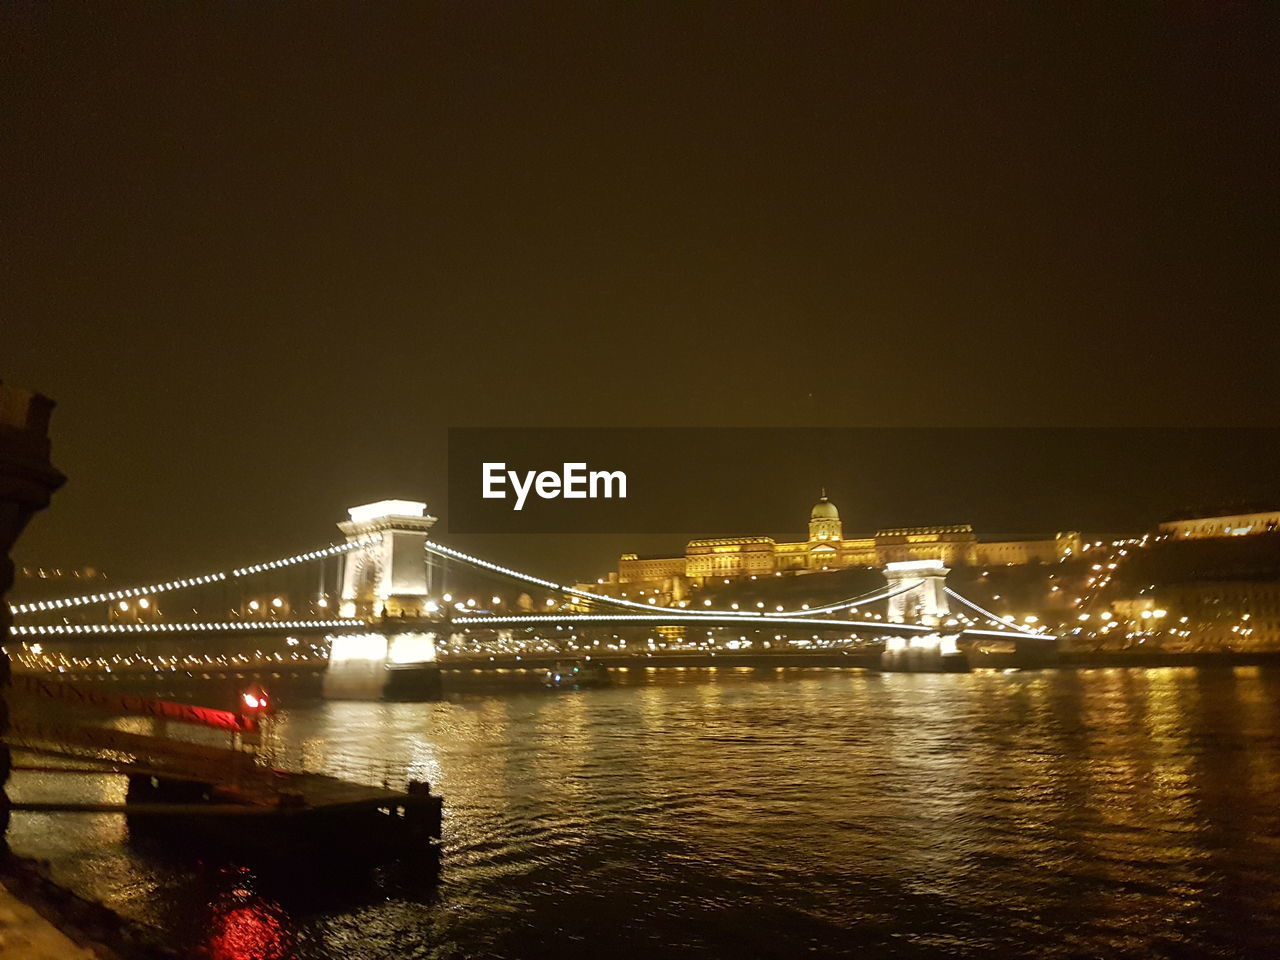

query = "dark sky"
[4, 4, 1278, 583]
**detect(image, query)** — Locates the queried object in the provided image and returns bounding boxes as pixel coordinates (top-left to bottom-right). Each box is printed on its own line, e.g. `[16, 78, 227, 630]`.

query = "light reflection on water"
[9, 666, 1280, 958]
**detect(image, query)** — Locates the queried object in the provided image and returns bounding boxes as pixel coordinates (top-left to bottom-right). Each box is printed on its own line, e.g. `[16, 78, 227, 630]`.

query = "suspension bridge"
[9, 499, 1055, 696]
[0, 496, 1053, 848]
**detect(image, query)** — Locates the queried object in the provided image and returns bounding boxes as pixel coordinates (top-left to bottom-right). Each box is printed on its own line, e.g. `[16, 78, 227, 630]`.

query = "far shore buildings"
[589, 493, 1081, 599]
[1158, 505, 1280, 539]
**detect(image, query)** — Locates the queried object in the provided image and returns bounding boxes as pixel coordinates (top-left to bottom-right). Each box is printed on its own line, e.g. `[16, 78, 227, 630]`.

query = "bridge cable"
[942, 587, 1043, 637]
[424, 541, 926, 621]
[9, 619, 363, 637]
[8, 536, 377, 617]
[768, 580, 923, 617]
[423, 541, 784, 619]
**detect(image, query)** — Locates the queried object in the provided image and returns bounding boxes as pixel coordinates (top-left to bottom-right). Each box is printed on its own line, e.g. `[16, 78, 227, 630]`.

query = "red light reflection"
[206, 888, 295, 960]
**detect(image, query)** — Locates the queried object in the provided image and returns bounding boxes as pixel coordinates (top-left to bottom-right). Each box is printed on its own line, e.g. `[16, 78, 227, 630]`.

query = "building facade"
[1112, 581, 1280, 651]
[1159, 508, 1280, 540]
[601, 494, 1080, 596]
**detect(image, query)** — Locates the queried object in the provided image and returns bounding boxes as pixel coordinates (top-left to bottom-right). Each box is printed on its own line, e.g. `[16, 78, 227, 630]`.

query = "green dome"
[810, 495, 839, 520]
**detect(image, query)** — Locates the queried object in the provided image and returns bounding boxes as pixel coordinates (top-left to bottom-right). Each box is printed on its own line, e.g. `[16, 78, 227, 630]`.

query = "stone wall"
[0, 383, 65, 844]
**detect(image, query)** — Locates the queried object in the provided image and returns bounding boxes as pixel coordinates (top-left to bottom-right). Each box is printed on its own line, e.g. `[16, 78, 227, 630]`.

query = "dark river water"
[10, 666, 1280, 959]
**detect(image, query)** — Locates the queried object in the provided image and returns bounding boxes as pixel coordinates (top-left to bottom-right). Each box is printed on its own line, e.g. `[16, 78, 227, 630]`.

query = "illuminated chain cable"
[8, 619, 364, 637]
[942, 587, 1042, 636]
[424, 539, 570, 594]
[9, 536, 377, 617]
[767, 580, 923, 617]
[426, 541, 922, 620]
[423, 541, 753, 617]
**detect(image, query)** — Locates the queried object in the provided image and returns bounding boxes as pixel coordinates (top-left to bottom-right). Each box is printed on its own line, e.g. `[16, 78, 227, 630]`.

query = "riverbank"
[1058, 650, 1280, 668]
[24, 648, 1280, 698]
[0, 855, 176, 960]
[439, 648, 1280, 672]
[0, 878, 96, 959]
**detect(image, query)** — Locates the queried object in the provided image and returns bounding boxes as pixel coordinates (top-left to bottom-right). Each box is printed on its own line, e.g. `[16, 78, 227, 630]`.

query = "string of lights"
[425, 540, 921, 620]
[8, 537, 376, 617]
[11, 646, 329, 675]
[770, 580, 924, 617]
[424, 540, 670, 614]
[449, 613, 935, 633]
[942, 587, 1044, 637]
[9, 619, 362, 637]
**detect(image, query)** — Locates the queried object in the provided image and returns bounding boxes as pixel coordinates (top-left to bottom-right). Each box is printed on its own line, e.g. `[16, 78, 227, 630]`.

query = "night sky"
[5, 4, 1277, 583]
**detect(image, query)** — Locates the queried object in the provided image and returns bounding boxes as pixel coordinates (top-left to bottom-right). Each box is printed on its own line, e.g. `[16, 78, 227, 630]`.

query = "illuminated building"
[1159, 506, 1280, 540]
[1158, 581, 1280, 649]
[1104, 582, 1280, 651]
[603, 493, 1080, 594]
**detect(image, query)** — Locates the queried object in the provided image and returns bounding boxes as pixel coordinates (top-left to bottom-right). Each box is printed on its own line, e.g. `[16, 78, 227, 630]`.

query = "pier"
[2, 673, 442, 855]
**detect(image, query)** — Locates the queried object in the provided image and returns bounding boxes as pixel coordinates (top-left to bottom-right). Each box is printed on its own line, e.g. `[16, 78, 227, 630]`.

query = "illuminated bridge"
[8, 499, 1055, 695]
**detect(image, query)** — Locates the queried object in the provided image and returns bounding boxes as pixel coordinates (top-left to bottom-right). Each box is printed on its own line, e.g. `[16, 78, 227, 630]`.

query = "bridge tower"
[880, 559, 968, 673]
[883, 559, 951, 626]
[324, 500, 443, 701]
[337, 499, 437, 619]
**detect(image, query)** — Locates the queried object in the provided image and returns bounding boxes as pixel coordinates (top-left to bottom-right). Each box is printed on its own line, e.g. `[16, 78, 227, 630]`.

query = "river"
[9, 665, 1280, 958]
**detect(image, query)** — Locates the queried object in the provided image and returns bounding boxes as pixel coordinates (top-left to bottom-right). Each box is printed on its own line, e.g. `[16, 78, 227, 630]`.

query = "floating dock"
[3, 675, 443, 856]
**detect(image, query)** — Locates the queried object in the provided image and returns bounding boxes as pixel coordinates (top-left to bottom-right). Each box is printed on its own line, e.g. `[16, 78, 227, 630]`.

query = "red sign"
[10, 673, 247, 732]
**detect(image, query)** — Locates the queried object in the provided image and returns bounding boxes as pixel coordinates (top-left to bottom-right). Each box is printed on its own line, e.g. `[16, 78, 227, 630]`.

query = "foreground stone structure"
[0, 384, 65, 843]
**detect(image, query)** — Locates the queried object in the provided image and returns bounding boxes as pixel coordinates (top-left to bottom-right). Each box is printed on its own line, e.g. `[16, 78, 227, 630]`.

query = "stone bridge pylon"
[880, 559, 968, 673]
[324, 500, 443, 701]
[883, 559, 951, 626]
[337, 499, 437, 619]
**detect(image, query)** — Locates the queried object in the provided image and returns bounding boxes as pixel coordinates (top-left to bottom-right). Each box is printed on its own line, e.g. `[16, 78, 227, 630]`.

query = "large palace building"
[590, 493, 1081, 599]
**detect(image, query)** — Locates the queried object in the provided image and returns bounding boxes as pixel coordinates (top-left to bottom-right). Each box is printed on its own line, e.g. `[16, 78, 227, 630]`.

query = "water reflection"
[206, 869, 295, 960]
[9, 667, 1280, 958]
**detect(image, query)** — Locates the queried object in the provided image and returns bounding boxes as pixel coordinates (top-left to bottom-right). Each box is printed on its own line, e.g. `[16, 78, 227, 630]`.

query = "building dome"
[810, 493, 839, 520]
